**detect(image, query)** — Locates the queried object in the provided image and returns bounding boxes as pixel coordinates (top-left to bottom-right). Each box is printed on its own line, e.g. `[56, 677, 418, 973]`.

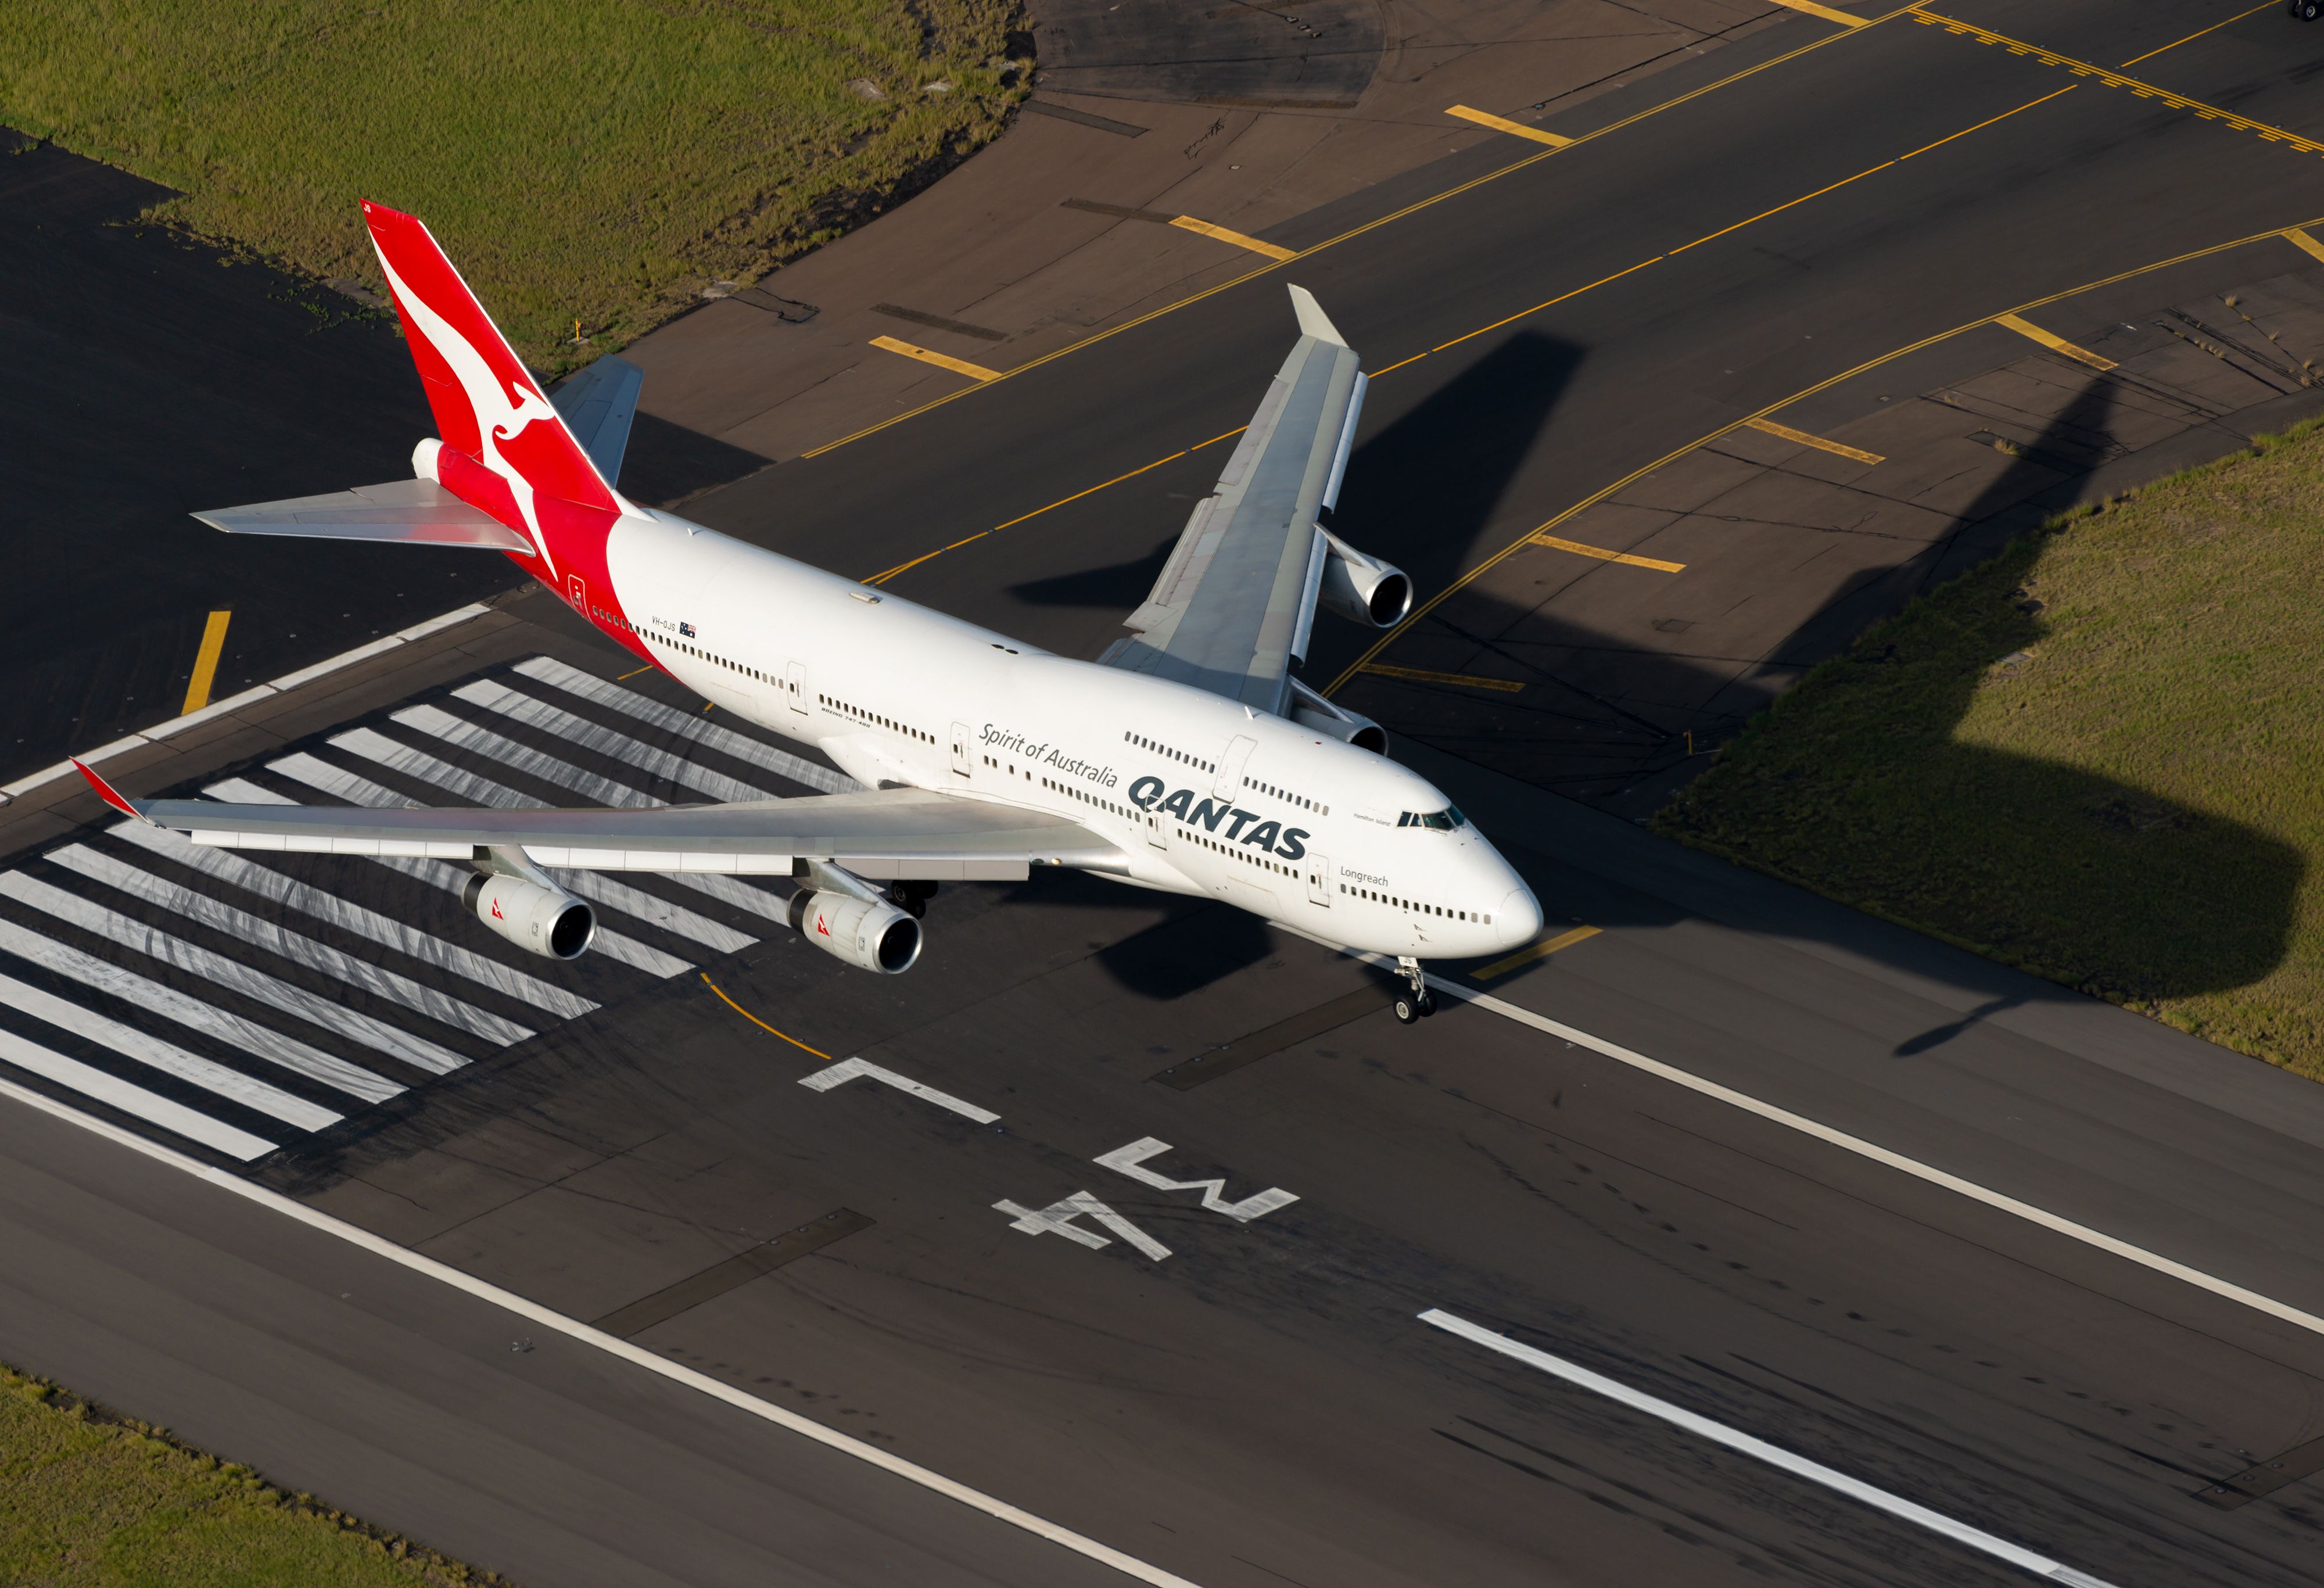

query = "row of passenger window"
[1124, 730, 1213, 774]
[1180, 827, 1298, 878]
[1243, 774, 1325, 815]
[1340, 882, 1491, 924]
[823, 694, 934, 745]
[1046, 777, 1138, 820]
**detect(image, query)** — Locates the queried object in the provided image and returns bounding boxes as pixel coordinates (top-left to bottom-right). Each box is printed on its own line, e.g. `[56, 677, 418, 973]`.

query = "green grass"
[0, 1359, 505, 1586]
[1656, 422, 2324, 1079]
[1, 1, 1027, 370]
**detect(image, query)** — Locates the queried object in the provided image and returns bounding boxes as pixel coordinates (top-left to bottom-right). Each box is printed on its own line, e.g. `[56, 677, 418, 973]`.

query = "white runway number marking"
[996, 1192, 1173, 1261]
[1419, 1309, 2121, 1588]
[1095, 1137, 1299, 1221]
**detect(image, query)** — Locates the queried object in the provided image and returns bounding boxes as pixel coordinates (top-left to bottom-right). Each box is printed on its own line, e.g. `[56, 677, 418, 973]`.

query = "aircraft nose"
[1496, 883, 1542, 948]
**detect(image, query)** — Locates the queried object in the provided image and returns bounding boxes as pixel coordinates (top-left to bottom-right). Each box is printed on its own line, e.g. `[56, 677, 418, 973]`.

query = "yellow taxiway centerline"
[868, 335, 1002, 382]
[1445, 105, 1574, 147]
[1744, 417, 1885, 464]
[1910, 7, 2324, 157]
[797, 6, 1918, 460]
[181, 610, 232, 715]
[2118, 1, 2280, 69]
[1473, 925, 1603, 981]
[1357, 663, 1527, 692]
[1993, 311, 2117, 370]
[1324, 212, 2324, 696]
[1169, 216, 1297, 261]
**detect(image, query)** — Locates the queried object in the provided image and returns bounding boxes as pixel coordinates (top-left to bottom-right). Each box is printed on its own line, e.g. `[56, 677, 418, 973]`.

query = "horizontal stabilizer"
[193, 478, 535, 552]
[549, 354, 643, 486]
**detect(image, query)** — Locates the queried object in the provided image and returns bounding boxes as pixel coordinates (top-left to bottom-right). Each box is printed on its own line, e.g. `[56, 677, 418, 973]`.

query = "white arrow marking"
[1094, 1137, 1299, 1222]
[799, 1057, 999, 1124]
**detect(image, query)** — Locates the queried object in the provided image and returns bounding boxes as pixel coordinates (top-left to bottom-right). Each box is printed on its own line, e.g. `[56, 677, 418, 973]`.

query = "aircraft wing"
[549, 354, 643, 485]
[192, 477, 535, 552]
[1100, 285, 1365, 714]
[85, 770, 1122, 883]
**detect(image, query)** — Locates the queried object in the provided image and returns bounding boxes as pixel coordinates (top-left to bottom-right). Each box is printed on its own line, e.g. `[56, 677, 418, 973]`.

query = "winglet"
[71, 759, 150, 823]
[1287, 285, 1346, 346]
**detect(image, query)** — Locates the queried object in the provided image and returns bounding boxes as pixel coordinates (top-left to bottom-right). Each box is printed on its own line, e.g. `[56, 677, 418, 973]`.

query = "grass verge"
[1656, 420, 2324, 1080]
[0, 1358, 506, 1586]
[1, 1, 1028, 371]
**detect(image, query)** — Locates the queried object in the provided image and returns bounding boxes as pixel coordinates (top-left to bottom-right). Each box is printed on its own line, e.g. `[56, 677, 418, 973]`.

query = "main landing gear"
[887, 880, 938, 919]
[1391, 955, 1437, 1024]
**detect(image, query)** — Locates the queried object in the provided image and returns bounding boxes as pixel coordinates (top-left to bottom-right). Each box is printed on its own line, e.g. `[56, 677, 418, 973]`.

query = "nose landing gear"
[1391, 955, 1437, 1024]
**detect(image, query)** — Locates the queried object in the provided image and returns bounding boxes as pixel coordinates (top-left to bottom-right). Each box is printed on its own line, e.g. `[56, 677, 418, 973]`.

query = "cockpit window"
[1397, 806, 1467, 831]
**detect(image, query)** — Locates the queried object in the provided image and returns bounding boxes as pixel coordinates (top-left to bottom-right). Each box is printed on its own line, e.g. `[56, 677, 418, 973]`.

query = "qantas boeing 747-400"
[75, 202, 1541, 1023]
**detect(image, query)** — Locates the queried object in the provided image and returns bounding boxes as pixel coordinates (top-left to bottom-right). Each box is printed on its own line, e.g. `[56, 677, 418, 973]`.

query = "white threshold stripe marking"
[0, 1029, 277, 1160]
[0, 872, 466, 1076]
[454, 679, 776, 805]
[249, 761, 693, 978]
[109, 815, 597, 1020]
[0, 1074, 1207, 1588]
[318, 734, 756, 954]
[1434, 973, 2324, 1339]
[0, 915, 400, 1102]
[47, 845, 533, 1046]
[801, 1057, 1001, 1123]
[1, 601, 491, 804]
[1419, 1310, 2119, 1588]
[1300, 933, 2324, 1340]
[0, 969, 338, 1132]
[514, 655, 858, 794]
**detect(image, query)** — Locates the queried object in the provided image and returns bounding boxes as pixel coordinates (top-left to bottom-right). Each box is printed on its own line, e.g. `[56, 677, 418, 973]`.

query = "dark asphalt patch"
[593, 1208, 875, 1338]
[1150, 983, 1391, 1089]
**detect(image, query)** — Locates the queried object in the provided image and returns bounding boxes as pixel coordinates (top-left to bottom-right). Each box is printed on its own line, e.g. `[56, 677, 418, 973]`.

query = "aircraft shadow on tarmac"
[1398, 378, 2301, 1049]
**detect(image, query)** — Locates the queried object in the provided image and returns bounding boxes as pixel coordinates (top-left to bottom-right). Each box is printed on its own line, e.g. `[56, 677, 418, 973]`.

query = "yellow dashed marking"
[868, 335, 1002, 382]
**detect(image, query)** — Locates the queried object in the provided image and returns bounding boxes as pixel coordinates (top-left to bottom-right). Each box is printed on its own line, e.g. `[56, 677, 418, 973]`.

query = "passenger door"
[786, 661, 810, 716]
[1306, 854, 1331, 908]
[949, 722, 972, 777]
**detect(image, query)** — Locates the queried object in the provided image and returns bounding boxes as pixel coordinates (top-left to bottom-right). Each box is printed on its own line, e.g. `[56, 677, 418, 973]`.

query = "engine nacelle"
[464, 872, 595, 960]
[1318, 530, 1412, 628]
[1290, 698, 1388, 754]
[1287, 676, 1389, 754]
[789, 889, 923, 974]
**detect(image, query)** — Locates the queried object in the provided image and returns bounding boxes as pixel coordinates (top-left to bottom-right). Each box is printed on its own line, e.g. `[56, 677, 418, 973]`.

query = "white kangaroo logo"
[374, 245, 563, 578]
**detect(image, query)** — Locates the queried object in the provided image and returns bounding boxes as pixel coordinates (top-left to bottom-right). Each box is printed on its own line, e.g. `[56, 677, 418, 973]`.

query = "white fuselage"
[602, 509, 1542, 960]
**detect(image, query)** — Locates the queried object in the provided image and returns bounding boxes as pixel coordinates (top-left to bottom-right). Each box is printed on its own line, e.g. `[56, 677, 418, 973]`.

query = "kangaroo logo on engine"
[1128, 776, 1308, 859]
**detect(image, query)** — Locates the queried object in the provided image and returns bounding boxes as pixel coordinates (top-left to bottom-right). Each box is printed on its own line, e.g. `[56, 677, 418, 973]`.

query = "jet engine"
[1287, 677, 1388, 754]
[789, 889, 923, 974]
[1318, 529, 1412, 628]
[464, 872, 596, 960]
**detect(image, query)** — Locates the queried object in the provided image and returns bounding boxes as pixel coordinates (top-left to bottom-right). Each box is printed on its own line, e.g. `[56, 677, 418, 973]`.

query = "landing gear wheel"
[1393, 992, 1423, 1024]
[1415, 988, 1437, 1019]
[1392, 955, 1432, 1026]
[887, 881, 935, 919]
[2301, 1, 2321, 20]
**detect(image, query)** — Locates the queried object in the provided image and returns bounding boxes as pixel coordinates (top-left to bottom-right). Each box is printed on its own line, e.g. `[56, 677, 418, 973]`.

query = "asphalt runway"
[6, 3, 2324, 1585]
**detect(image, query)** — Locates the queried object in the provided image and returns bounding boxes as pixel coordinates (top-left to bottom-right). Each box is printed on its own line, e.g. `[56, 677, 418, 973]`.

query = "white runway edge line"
[1432, 973, 2324, 1340]
[1418, 1309, 2119, 1588]
[0, 602, 494, 805]
[0, 1076, 1208, 1588]
[1301, 934, 2324, 1341]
